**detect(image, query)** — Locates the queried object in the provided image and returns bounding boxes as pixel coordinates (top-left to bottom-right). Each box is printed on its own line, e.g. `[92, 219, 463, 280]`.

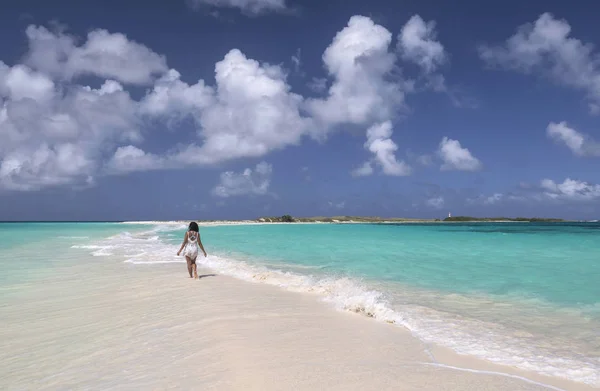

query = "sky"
[0, 0, 599, 221]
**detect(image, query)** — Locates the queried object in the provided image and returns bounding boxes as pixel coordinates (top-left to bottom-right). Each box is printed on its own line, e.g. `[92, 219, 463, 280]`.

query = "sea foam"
[72, 225, 600, 387]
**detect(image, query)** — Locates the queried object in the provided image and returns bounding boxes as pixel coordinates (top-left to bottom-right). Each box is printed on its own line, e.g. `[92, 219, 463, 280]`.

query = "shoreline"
[117, 222, 597, 388]
[6, 221, 593, 389]
[118, 219, 554, 226]
[1, 258, 592, 391]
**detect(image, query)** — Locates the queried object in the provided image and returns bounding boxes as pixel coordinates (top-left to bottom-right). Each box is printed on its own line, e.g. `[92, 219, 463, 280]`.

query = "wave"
[71, 244, 115, 256]
[72, 226, 600, 387]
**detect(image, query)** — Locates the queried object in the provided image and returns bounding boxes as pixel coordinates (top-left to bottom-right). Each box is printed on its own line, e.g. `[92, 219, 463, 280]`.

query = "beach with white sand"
[2, 259, 591, 391]
[1, 221, 598, 390]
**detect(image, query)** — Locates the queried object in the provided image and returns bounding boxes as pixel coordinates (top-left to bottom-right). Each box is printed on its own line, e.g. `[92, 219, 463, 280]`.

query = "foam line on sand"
[0, 261, 593, 391]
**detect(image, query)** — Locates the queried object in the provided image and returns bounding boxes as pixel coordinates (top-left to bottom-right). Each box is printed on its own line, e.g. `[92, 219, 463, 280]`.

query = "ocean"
[1, 221, 599, 387]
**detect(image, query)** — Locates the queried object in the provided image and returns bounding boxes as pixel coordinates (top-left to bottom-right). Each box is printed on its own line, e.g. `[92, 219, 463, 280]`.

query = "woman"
[177, 222, 207, 279]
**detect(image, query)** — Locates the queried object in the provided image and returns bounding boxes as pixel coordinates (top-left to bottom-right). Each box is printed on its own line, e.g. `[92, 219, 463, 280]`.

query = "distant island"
[255, 215, 435, 223]
[253, 215, 566, 223]
[443, 216, 565, 222]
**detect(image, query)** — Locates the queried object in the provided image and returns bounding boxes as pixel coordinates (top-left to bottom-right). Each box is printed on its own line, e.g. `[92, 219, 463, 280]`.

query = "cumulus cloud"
[479, 13, 600, 113]
[398, 15, 446, 74]
[437, 137, 482, 171]
[425, 196, 444, 209]
[0, 68, 140, 190]
[212, 162, 273, 197]
[351, 161, 374, 177]
[149, 15, 414, 176]
[304, 16, 425, 176]
[307, 77, 327, 93]
[470, 179, 600, 205]
[540, 178, 600, 201]
[0, 14, 448, 192]
[187, 0, 289, 15]
[362, 121, 411, 176]
[24, 25, 167, 85]
[105, 146, 164, 174]
[0, 25, 162, 190]
[145, 49, 309, 166]
[0, 63, 55, 102]
[195, 50, 308, 163]
[546, 121, 600, 157]
[305, 16, 408, 133]
[139, 69, 214, 120]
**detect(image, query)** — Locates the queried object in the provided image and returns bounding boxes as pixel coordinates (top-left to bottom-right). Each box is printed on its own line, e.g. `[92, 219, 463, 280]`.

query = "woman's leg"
[185, 256, 193, 278]
[191, 257, 198, 279]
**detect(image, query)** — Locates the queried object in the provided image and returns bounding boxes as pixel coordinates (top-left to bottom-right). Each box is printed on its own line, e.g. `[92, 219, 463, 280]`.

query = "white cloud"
[291, 48, 301, 73]
[467, 193, 526, 205]
[301, 16, 415, 177]
[328, 201, 346, 209]
[307, 77, 327, 93]
[540, 178, 600, 201]
[0, 66, 140, 190]
[0, 15, 447, 192]
[24, 25, 167, 85]
[470, 179, 600, 205]
[437, 137, 482, 171]
[417, 154, 433, 166]
[144, 49, 309, 166]
[479, 13, 600, 113]
[363, 121, 411, 176]
[212, 162, 273, 198]
[147, 15, 413, 175]
[197, 50, 308, 163]
[546, 121, 600, 157]
[0, 24, 164, 190]
[425, 196, 444, 209]
[105, 146, 164, 174]
[0, 63, 55, 102]
[398, 15, 446, 74]
[483, 193, 503, 205]
[305, 16, 409, 133]
[188, 0, 288, 15]
[0, 143, 94, 191]
[140, 69, 214, 121]
[351, 161, 374, 177]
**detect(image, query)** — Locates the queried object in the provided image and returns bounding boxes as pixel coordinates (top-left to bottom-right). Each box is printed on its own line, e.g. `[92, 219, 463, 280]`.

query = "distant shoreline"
[117, 217, 577, 226]
[2, 216, 586, 224]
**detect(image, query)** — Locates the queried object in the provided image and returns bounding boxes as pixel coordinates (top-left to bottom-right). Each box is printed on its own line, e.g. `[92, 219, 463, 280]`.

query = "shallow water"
[1, 222, 599, 387]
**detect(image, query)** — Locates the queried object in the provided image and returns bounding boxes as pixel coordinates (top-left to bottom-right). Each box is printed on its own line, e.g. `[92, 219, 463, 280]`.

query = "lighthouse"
[448, 212, 452, 218]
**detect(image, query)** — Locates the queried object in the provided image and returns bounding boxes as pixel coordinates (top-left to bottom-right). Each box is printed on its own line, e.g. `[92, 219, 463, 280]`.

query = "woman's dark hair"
[188, 222, 199, 232]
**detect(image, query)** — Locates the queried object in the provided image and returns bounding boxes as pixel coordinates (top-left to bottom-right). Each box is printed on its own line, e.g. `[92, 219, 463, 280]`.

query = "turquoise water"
[0, 222, 144, 284]
[1, 221, 599, 386]
[163, 222, 600, 385]
[192, 222, 600, 307]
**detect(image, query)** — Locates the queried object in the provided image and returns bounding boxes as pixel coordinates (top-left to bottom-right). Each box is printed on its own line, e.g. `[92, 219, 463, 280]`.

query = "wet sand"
[0, 261, 593, 390]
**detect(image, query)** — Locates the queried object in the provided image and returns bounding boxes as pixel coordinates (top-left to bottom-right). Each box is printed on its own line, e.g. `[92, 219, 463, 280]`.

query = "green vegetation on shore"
[443, 216, 565, 222]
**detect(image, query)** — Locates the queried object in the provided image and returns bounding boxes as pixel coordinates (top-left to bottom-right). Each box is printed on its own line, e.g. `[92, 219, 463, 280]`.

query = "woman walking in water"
[177, 222, 207, 279]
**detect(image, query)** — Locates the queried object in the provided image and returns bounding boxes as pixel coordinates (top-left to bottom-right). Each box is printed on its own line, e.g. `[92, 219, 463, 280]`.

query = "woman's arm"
[177, 232, 188, 256]
[198, 233, 207, 257]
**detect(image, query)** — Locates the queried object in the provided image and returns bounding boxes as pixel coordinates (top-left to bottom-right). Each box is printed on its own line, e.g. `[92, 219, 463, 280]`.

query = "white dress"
[183, 231, 199, 259]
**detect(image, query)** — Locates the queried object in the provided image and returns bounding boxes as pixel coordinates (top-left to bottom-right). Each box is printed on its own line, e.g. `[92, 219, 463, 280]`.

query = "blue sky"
[0, 0, 599, 221]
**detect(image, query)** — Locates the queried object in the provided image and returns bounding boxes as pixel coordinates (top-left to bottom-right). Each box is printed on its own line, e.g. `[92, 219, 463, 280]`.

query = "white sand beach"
[0, 257, 592, 391]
